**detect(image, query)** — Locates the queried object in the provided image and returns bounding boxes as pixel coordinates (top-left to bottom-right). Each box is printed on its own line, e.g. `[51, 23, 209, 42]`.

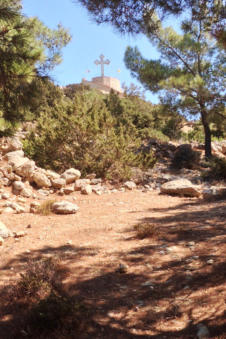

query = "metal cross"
[94, 54, 110, 77]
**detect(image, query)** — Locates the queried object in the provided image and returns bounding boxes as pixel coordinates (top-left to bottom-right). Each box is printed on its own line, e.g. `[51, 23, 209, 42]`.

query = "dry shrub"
[37, 199, 56, 215]
[172, 144, 200, 169]
[134, 222, 159, 239]
[15, 257, 69, 300]
[11, 257, 87, 337]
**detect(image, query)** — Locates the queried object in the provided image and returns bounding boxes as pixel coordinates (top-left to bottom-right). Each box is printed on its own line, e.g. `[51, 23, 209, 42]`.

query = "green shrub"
[23, 91, 156, 181]
[172, 144, 200, 169]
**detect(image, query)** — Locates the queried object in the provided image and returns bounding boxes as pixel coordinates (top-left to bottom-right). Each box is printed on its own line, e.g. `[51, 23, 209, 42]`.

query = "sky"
[22, 0, 161, 103]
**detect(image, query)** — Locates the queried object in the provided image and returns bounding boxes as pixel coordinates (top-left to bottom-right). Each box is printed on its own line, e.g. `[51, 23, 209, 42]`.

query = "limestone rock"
[124, 181, 136, 190]
[51, 178, 66, 189]
[63, 186, 74, 195]
[2, 207, 14, 213]
[4, 150, 24, 161]
[161, 179, 200, 197]
[11, 157, 35, 179]
[46, 170, 60, 180]
[20, 187, 33, 198]
[0, 221, 12, 238]
[31, 171, 51, 188]
[81, 184, 92, 195]
[52, 201, 79, 214]
[12, 181, 25, 195]
[1, 192, 10, 199]
[74, 179, 90, 191]
[0, 137, 23, 154]
[90, 178, 102, 185]
[61, 168, 81, 184]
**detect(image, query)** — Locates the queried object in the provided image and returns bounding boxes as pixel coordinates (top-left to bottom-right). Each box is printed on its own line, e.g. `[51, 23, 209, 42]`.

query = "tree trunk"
[200, 108, 212, 158]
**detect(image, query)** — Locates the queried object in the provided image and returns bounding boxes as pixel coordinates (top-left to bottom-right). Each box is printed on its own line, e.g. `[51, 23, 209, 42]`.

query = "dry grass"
[134, 222, 160, 239]
[37, 199, 56, 215]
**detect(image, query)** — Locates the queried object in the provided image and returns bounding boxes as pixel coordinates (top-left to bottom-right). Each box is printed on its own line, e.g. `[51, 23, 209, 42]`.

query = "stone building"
[81, 54, 123, 95]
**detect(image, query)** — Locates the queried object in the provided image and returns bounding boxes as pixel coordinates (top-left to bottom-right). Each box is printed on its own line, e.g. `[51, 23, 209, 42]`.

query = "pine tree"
[124, 1, 225, 157]
[0, 0, 70, 127]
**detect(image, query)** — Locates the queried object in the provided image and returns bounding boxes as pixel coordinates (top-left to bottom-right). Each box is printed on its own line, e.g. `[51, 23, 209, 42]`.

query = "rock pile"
[0, 136, 225, 218]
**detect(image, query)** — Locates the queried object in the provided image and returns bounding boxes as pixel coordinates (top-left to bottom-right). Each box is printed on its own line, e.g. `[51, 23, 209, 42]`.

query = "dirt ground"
[0, 190, 226, 338]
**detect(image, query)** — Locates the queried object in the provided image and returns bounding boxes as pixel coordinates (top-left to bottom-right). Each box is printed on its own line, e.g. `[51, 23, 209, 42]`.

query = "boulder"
[52, 201, 79, 214]
[124, 181, 137, 190]
[81, 184, 92, 195]
[0, 137, 23, 154]
[4, 150, 24, 160]
[61, 168, 81, 184]
[46, 170, 60, 180]
[51, 178, 66, 189]
[31, 171, 51, 188]
[20, 187, 33, 198]
[161, 179, 200, 197]
[0, 221, 12, 238]
[74, 179, 90, 191]
[12, 181, 25, 195]
[9, 156, 35, 179]
[90, 178, 102, 185]
[63, 186, 74, 195]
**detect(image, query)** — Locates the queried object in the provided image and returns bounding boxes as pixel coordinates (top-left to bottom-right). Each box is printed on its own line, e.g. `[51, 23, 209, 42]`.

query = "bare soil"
[0, 190, 225, 338]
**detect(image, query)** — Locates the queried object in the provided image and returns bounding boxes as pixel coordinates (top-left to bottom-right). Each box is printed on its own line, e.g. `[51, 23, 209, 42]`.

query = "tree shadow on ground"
[0, 199, 225, 338]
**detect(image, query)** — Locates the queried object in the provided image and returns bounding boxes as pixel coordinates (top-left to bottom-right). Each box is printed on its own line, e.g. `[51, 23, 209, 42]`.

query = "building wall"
[82, 76, 123, 95]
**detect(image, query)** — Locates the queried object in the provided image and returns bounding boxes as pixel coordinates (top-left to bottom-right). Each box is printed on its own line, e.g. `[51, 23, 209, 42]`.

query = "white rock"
[61, 168, 81, 184]
[0, 137, 23, 154]
[74, 179, 90, 191]
[31, 171, 51, 188]
[20, 187, 33, 198]
[63, 186, 74, 194]
[51, 178, 66, 189]
[161, 179, 200, 197]
[12, 181, 25, 195]
[81, 184, 92, 195]
[52, 201, 79, 214]
[0, 221, 12, 238]
[124, 181, 136, 190]
[2, 193, 10, 199]
[4, 150, 24, 160]
[46, 170, 60, 180]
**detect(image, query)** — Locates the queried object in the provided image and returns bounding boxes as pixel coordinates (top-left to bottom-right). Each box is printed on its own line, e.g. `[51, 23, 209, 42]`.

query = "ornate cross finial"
[94, 54, 110, 77]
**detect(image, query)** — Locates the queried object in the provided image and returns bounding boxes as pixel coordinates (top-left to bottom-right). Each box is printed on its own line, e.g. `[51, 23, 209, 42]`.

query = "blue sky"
[22, 0, 162, 102]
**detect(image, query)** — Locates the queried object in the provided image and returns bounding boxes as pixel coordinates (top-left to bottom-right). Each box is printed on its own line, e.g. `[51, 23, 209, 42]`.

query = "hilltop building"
[81, 54, 123, 95]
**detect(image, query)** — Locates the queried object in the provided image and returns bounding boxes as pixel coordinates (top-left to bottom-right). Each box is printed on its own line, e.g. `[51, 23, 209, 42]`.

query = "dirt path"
[0, 190, 226, 338]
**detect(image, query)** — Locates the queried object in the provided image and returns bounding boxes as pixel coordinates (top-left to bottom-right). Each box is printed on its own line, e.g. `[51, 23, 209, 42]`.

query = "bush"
[203, 157, 226, 181]
[24, 91, 156, 181]
[12, 257, 86, 337]
[16, 257, 67, 300]
[134, 222, 159, 239]
[172, 144, 200, 169]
